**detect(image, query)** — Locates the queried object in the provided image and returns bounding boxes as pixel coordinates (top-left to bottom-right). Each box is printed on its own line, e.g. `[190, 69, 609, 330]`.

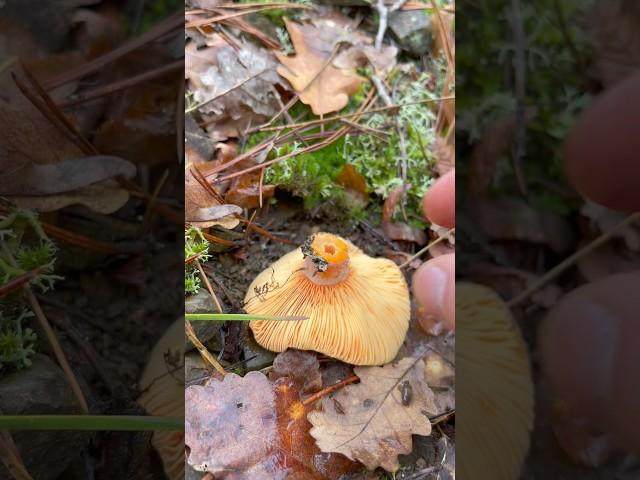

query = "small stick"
[141, 169, 169, 234]
[195, 259, 223, 313]
[374, 0, 408, 50]
[0, 268, 42, 298]
[1, 241, 89, 414]
[0, 432, 32, 480]
[248, 97, 454, 134]
[44, 12, 183, 90]
[302, 375, 359, 407]
[58, 59, 183, 107]
[507, 211, 640, 307]
[399, 229, 455, 269]
[201, 231, 237, 247]
[185, 319, 226, 377]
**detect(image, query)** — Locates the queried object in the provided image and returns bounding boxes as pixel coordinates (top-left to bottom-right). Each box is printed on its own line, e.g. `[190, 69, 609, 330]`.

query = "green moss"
[185, 227, 210, 296]
[0, 209, 61, 371]
[344, 71, 443, 219]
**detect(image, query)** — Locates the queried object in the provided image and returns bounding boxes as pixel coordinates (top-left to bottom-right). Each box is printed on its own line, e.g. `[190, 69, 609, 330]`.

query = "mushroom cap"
[245, 233, 410, 365]
[138, 318, 184, 480]
[456, 283, 534, 480]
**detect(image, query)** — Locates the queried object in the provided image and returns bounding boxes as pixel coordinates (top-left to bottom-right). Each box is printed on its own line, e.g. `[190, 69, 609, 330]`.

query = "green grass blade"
[0, 415, 183, 431]
[185, 313, 308, 321]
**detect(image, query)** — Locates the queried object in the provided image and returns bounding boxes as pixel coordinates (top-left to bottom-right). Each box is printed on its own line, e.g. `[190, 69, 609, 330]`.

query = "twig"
[399, 229, 455, 269]
[302, 375, 359, 407]
[0, 242, 89, 414]
[510, 0, 528, 195]
[58, 59, 183, 107]
[248, 97, 454, 134]
[0, 432, 32, 480]
[403, 466, 437, 480]
[185, 319, 227, 377]
[374, 0, 408, 50]
[47, 312, 127, 400]
[44, 12, 182, 90]
[141, 169, 169, 234]
[195, 259, 223, 313]
[185, 4, 311, 28]
[551, 0, 584, 74]
[14, 66, 182, 225]
[0, 267, 42, 298]
[201, 231, 238, 247]
[239, 218, 297, 245]
[507, 212, 640, 307]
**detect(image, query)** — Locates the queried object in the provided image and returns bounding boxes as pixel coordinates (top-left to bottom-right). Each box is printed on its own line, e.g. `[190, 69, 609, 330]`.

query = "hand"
[412, 169, 455, 334]
[540, 71, 640, 452]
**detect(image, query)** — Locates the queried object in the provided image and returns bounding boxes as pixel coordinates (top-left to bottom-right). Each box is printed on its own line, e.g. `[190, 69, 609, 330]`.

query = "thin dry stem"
[507, 212, 640, 307]
[302, 374, 359, 407]
[185, 319, 227, 377]
[0, 432, 32, 480]
[0, 241, 89, 414]
[195, 259, 223, 313]
[399, 229, 455, 269]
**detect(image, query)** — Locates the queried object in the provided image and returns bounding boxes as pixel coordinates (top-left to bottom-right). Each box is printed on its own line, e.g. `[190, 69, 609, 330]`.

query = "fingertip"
[423, 169, 455, 228]
[412, 254, 455, 333]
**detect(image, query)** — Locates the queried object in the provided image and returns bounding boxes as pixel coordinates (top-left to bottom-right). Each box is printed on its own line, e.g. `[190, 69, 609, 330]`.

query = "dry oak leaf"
[308, 356, 437, 472]
[276, 19, 366, 115]
[185, 167, 239, 229]
[185, 372, 359, 480]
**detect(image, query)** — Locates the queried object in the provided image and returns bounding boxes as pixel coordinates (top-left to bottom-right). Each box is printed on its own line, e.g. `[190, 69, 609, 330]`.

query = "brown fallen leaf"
[185, 372, 359, 479]
[336, 164, 369, 206]
[269, 349, 322, 395]
[308, 356, 436, 472]
[185, 167, 239, 229]
[9, 180, 130, 214]
[185, 115, 215, 164]
[0, 156, 136, 196]
[276, 19, 367, 115]
[382, 186, 427, 245]
[224, 172, 275, 210]
[189, 205, 242, 223]
[186, 36, 285, 118]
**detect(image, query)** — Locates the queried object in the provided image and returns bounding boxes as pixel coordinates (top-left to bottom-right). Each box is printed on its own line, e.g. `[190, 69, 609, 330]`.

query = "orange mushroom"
[244, 232, 410, 365]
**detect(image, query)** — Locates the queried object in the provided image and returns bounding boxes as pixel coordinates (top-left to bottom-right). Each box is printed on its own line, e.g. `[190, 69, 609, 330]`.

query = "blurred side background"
[0, 0, 183, 478]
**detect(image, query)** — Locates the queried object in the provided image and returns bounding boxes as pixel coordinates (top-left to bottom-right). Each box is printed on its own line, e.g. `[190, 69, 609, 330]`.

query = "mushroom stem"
[302, 233, 351, 286]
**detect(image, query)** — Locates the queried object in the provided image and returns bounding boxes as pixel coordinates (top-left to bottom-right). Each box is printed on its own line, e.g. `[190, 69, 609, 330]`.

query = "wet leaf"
[270, 350, 322, 395]
[276, 19, 366, 115]
[185, 372, 359, 479]
[308, 356, 437, 472]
